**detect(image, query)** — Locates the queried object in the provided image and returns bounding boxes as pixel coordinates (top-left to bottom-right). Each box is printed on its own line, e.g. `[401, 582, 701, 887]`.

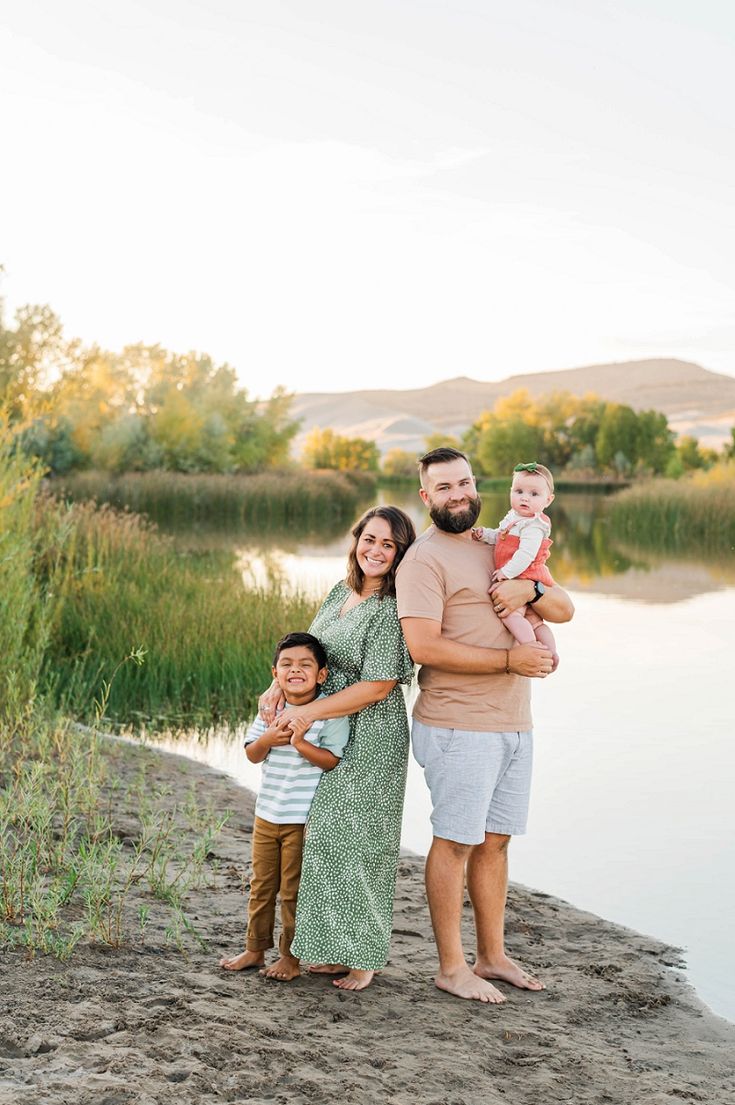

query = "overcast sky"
[1, 0, 734, 395]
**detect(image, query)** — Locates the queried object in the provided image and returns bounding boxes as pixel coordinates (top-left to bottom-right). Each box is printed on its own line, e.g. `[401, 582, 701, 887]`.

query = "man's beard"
[429, 495, 482, 534]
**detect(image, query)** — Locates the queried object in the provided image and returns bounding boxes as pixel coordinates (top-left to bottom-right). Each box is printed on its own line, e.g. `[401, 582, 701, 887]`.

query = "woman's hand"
[258, 680, 285, 723]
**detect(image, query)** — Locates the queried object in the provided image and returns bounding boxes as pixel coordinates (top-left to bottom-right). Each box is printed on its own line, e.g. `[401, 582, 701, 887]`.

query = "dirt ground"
[2, 740, 734, 1105]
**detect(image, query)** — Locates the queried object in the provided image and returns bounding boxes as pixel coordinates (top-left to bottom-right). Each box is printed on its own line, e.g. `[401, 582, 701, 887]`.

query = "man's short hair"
[272, 632, 327, 670]
[418, 446, 471, 487]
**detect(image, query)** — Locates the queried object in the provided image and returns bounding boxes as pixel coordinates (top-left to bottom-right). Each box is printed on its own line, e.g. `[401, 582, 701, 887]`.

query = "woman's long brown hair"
[345, 505, 416, 599]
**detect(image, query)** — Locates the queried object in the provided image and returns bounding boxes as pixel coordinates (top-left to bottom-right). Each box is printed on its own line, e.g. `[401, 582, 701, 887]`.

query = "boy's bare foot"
[219, 949, 265, 972]
[333, 969, 375, 991]
[473, 954, 545, 991]
[260, 954, 300, 982]
[308, 963, 349, 975]
[436, 965, 506, 1003]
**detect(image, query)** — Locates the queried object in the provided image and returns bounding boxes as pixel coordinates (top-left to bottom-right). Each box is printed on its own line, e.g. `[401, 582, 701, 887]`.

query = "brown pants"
[246, 816, 304, 956]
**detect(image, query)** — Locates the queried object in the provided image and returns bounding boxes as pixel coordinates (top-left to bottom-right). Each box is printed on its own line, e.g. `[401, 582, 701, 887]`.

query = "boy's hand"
[491, 568, 508, 583]
[286, 716, 312, 747]
[471, 527, 485, 542]
[264, 715, 293, 747]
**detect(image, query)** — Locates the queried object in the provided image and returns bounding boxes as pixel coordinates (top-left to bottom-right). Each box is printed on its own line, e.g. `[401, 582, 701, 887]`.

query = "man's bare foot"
[219, 949, 265, 972]
[333, 969, 375, 991]
[436, 965, 506, 1003]
[308, 963, 349, 975]
[260, 954, 301, 981]
[473, 954, 545, 991]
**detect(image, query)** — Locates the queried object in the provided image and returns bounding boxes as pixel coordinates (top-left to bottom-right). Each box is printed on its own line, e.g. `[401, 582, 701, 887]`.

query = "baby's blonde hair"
[512, 462, 554, 492]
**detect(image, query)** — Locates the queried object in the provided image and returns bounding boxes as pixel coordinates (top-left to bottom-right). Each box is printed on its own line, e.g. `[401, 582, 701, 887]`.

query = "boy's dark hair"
[272, 632, 328, 670]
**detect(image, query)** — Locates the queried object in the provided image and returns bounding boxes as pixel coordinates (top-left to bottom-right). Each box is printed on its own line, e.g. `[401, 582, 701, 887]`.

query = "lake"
[148, 487, 735, 1021]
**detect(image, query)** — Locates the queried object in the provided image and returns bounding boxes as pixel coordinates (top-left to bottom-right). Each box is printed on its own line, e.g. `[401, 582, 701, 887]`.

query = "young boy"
[219, 632, 349, 981]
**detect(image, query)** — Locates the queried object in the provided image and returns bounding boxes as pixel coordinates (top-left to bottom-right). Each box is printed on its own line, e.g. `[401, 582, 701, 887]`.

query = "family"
[220, 447, 574, 1003]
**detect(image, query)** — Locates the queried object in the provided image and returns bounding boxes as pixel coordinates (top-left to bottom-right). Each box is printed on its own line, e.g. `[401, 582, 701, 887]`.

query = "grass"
[39, 498, 320, 726]
[55, 468, 377, 529]
[609, 463, 735, 553]
[0, 422, 230, 960]
[0, 710, 228, 959]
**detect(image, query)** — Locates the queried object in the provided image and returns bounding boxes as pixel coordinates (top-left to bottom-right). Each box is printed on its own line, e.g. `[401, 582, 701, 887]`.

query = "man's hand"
[490, 578, 533, 616]
[508, 642, 553, 678]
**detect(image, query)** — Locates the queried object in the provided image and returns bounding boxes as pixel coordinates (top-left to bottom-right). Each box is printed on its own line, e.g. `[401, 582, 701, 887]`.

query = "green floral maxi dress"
[290, 582, 414, 971]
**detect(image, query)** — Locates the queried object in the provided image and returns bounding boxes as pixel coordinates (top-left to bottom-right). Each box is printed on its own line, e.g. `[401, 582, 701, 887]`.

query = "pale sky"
[1, 0, 734, 396]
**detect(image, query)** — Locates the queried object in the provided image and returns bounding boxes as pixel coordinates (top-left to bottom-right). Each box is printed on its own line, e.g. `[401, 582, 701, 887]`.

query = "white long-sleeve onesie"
[479, 510, 551, 579]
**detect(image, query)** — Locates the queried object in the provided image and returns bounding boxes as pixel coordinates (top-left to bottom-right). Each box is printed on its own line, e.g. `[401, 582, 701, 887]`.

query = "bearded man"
[395, 447, 574, 1003]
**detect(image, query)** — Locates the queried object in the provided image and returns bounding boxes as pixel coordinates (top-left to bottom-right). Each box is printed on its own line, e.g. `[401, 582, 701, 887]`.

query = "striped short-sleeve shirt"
[244, 700, 350, 824]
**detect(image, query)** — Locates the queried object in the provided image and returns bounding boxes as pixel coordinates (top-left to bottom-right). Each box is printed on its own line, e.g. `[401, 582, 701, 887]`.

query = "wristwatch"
[528, 580, 545, 604]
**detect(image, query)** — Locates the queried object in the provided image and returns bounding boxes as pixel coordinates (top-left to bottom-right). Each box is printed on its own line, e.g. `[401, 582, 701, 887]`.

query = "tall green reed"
[609, 463, 735, 553]
[41, 498, 319, 725]
[55, 468, 376, 528]
[0, 417, 71, 724]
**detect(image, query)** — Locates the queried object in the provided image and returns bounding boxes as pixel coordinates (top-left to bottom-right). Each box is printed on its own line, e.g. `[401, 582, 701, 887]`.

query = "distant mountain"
[291, 359, 735, 456]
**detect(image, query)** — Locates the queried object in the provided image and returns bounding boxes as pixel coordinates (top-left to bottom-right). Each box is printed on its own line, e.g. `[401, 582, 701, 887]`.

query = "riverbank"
[2, 739, 733, 1105]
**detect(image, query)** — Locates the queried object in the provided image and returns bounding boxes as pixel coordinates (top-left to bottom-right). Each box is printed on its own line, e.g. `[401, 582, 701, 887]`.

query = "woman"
[261, 504, 416, 990]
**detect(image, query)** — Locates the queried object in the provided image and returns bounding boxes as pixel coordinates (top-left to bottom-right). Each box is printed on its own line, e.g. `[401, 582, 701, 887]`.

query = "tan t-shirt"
[396, 526, 532, 732]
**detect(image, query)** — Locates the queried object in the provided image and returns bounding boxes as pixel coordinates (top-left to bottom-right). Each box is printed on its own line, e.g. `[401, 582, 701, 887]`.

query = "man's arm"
[400, 618, 553, 677]
[491, 579, 574, 623]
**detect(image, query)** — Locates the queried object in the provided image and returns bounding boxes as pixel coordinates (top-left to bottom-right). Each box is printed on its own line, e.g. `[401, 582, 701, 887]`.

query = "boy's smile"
[273, 646, 327, 706]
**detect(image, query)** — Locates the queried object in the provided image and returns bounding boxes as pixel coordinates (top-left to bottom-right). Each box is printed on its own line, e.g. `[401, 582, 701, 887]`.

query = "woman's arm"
[283, 680, 397, 728]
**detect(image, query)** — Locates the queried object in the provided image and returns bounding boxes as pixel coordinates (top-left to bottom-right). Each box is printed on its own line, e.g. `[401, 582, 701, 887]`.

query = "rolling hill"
[290, 359, 735, 456]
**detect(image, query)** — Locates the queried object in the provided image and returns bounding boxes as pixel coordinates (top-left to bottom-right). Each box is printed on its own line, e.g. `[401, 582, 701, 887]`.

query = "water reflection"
[197, 487, 735, 604]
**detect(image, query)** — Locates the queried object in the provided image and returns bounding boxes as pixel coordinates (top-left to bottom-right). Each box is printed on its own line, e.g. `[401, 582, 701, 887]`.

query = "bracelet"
[505, 649, 511, 675]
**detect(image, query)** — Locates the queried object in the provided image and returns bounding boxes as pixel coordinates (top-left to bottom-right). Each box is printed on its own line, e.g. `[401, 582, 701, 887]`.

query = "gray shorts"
[411, 721, 533, 845]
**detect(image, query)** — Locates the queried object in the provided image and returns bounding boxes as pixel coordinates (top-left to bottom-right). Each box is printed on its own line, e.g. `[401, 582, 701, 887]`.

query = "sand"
[2, 740, 733, 1105]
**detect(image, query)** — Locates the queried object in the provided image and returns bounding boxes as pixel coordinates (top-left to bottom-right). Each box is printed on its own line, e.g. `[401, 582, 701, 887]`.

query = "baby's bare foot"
[260, 954, 300, 982]
[219, 949, 265, 972]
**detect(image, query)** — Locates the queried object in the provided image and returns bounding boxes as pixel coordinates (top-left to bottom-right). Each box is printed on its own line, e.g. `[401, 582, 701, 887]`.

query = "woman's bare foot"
[219, 949, 265, 972]
[333, 969, 376, 991]
[473, 954, 545, 991]
[260, 954, 300, 982]
[436, 965, 506, 1003]
[308, 963, 349, 975]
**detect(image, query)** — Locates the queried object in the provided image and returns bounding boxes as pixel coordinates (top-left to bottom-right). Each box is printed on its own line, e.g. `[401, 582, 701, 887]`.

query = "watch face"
[532, 581, 545, 602]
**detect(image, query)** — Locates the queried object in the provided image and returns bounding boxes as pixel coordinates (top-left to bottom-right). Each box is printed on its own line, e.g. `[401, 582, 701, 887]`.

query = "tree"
[423, 433, 461, 453]
[634, 410, 674, 474]
[595, 404, 639, 474]
[302, 427, 380, 472]
[0, 302, 70, 420]
[381, 448, 419, 478]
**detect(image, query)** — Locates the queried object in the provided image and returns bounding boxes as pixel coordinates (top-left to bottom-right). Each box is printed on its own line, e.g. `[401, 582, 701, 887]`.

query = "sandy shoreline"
[2, 739, 734, 1105]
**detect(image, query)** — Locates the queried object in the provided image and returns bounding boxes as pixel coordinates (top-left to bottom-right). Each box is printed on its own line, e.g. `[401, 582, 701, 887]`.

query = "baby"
[472, 462, 559, 670]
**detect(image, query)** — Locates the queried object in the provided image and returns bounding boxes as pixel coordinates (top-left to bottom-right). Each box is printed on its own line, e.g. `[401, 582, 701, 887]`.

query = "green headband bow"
[514, 462, 538, 473]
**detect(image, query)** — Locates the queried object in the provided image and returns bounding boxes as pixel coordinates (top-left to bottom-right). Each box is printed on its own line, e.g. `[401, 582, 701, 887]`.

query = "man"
[395, 447, 574, 1003]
